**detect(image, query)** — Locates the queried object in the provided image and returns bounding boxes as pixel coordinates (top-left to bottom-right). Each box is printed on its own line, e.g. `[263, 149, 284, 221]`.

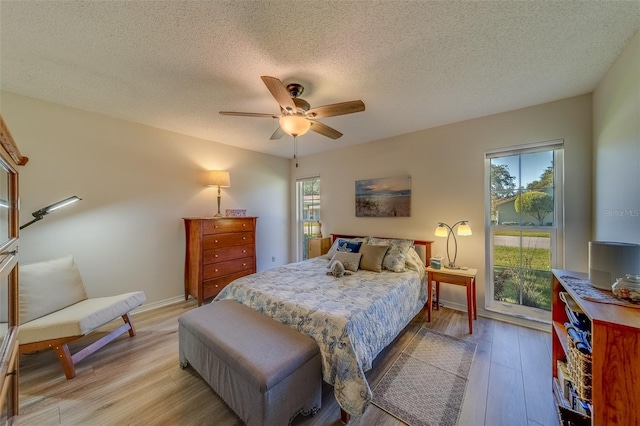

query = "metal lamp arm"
[439, 220, 468, 269]
[19, 215, 44, 230]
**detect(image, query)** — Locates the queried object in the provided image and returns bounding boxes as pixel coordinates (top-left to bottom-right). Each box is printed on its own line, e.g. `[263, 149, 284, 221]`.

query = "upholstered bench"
[178, 300, 322, 426]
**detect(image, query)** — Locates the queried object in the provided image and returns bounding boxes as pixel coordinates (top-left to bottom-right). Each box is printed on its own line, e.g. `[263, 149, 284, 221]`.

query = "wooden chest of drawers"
[183, 217, 257, 305]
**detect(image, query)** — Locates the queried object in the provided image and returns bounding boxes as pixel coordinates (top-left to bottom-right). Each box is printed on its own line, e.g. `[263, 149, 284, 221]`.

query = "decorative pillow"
[405, 247, 426, 280]
[324, 237, 366, 259]
[19, 255, 88, 324]
[358, 244, 388, 272]
[368, 237, 414, 272]
[328, 252, 362, 272]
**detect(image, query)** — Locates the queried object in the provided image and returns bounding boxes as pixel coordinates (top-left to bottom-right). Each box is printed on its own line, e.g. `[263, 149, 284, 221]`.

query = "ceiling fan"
[219, 76, 365, 140]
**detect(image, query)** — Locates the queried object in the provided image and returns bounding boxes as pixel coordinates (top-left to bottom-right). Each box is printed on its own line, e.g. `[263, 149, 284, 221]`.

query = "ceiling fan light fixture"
[279, 114, 311, 137]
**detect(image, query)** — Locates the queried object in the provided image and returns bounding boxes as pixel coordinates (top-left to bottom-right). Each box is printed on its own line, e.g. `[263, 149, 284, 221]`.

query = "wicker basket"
[567, 335, 592, 403]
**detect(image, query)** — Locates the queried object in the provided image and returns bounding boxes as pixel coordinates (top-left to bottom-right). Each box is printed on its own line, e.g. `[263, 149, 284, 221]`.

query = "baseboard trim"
[438, 299, 551, 332]
[132, 295, 186, 314]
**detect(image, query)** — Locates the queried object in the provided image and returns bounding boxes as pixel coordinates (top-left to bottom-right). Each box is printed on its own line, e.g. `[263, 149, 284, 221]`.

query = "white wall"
[292, 94, 593, 316]
[1, 92, 290, 305]
[593, 30, 640, 244]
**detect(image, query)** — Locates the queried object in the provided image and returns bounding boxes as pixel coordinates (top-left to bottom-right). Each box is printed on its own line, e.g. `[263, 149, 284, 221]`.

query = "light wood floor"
[17, 300, 559, 425]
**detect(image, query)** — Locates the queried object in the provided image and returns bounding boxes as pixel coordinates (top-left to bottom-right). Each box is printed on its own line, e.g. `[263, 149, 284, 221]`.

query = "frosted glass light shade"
[279, 115, 311, 136]
[457, 222, 472, 236]
[434, 224, 448, 237]
[207, 170, 230, 187]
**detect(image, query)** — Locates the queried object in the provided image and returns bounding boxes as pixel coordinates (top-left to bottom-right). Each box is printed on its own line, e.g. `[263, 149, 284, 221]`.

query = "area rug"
[372, 327, 477, 426]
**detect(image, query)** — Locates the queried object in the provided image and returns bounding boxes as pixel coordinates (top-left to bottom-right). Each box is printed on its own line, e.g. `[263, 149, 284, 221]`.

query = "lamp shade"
[207, 170, 230, 187]
[279, 115, 311, 136]
[434, 224, 448, 237]
[457, 222, 472, 236]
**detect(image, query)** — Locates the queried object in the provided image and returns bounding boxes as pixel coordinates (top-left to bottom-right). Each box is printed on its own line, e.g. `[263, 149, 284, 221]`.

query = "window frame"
[484, 140, 564, 322]
[295, 176, 321, 261]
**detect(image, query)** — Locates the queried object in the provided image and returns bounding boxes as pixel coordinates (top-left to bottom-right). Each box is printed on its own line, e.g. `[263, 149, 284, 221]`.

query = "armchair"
[16, 256, 146, 379]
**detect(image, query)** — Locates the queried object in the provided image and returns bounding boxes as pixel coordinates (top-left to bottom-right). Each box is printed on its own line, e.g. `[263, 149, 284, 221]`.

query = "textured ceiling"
[1, 1, 639, 159]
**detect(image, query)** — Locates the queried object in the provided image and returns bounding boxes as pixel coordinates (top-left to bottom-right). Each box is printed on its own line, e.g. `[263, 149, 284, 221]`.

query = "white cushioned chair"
[17, 255, 146, 379]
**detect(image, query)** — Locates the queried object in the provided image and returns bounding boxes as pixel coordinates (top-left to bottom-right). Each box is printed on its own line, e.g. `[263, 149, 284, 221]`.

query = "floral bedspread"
[214, 257, 427, 416]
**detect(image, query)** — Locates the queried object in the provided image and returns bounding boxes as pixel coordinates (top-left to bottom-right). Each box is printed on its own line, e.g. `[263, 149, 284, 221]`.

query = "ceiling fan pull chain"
[294, 136, 298, 168]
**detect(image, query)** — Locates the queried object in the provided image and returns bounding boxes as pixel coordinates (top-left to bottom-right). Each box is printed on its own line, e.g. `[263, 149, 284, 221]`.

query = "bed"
[213, 234, 433, 419]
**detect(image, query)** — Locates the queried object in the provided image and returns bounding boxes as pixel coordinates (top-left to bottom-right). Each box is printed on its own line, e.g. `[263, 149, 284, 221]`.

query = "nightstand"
[308, 237, 331, 258]
[426, 266, 478, 334]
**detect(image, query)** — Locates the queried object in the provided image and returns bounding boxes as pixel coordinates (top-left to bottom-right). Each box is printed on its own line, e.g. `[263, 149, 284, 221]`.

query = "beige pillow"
[329, 252, 362, 272]
[359, 244, 388, 272]
[20, 255, 88, 324]
[368, 237, 414, 272]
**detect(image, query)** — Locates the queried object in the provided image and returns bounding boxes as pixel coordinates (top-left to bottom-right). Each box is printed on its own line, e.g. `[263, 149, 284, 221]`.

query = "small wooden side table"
[426, 266, 478, 334]
[308, 237, 331, 258]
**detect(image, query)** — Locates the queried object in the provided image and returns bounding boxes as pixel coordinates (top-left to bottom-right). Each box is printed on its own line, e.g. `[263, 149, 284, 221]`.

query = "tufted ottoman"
[178, 300, 322, 426]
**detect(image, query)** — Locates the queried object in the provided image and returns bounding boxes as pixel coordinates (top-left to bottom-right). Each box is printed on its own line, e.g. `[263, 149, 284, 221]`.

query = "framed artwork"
[225, 209, 247, 217]
[355, 175, 411, 217]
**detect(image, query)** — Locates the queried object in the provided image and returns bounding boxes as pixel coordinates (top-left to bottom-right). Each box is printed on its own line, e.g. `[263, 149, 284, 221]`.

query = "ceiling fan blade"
[219, 111, 280, 118]
[309, 121, 343, 139]
[260, 76, 296, 112]
[306, 100, 365, 118]
[270, 127, 285, 140]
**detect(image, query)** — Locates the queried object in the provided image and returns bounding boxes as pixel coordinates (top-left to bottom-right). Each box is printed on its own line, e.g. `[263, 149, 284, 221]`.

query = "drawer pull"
[243, 263, 247, 266]
[242, 237, 246, 240]
[215, 284, 219, 288]
[242, 250, 246, 253]
[214, 254, 218, 258]
[214, 225, 219, 229]
[214, 269, 219, 272]
[214, 240, 218, 243]
[243, 224, 246, 227]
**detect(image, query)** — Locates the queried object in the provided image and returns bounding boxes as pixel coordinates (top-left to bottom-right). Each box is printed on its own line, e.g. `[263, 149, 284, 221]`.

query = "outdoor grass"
[493, 244, 552, 310]
[494, 230, 551, 238]
[493, 246, 551, 270]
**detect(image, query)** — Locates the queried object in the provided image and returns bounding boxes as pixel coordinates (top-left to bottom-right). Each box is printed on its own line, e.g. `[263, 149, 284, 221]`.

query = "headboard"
[331, 234, 432, 266]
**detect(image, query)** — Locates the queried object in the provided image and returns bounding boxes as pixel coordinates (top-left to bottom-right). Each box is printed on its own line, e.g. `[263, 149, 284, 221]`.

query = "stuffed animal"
[326, 260, 352, 278]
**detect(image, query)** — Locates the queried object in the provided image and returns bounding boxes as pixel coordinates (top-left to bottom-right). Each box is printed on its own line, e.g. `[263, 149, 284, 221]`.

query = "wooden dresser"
[551, 270, 640, 425]
[183, 217, 257, 306]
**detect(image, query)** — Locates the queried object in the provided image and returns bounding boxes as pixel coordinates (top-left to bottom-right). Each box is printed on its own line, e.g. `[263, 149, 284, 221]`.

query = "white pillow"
[20, 255, 88, 323]
[405, 247, 426, 280]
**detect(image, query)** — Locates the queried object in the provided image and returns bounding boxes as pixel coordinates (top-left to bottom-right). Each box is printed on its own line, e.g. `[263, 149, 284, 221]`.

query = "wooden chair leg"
[55, 313, 137, 380]
[123, 313, 136, 337]
[52, 343, 76, 379]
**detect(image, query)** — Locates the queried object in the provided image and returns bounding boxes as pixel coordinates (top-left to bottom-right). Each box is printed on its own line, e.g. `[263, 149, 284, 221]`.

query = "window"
[296, 177, 321, 261]
[485, 141, 564, 322]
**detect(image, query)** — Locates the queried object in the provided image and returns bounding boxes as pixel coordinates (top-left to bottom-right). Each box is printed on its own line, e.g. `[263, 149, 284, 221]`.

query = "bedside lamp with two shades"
[434, 220, 472, 269]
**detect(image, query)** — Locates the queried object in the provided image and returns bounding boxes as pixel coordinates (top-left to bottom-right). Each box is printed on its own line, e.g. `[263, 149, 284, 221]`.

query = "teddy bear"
[326, 260, 352, 278]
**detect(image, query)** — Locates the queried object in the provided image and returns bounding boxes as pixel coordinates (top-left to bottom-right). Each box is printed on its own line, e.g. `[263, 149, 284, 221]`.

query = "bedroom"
[1, 1, 639, 425]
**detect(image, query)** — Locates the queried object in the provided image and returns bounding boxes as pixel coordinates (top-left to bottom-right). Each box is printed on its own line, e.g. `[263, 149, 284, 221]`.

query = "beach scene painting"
[355, 175, 411, 217]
